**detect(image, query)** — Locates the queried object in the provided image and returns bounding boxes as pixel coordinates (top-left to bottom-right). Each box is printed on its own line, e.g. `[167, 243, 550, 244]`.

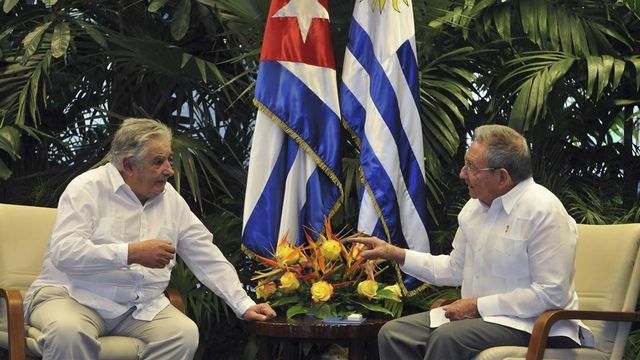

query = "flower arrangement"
[252, 219, 403, 319]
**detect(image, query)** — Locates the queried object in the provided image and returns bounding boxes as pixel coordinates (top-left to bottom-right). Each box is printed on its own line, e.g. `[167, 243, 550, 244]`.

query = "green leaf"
[596, 55, 614, 100]
[611, 58, 625, 90]
[148, 0, 170, 12]
[195, 58, 207, 83]
[181, 53, 192, 68]
[22, 21, 52, 61]
[0, 125, 21, 158]
[570, 15, 588, 57]
[0, 158, 11, 180]
[3, 0, 19, 13]
[286, 304, 310, 319]
[310, 302, 333, 319]
[51, 22, 71, 58]
[557, 8, 573, 54]
[493, 3, 511, 42]
[351, 300, 394, 317]
[29, 64, 42, 121]
[547, 3, 559, 50]
[536, 0, 548, 46]
[613, 99, 640, 106]
[42, 0, 58, 5]
[586, 55, 599, 97]
[510, 79, 532, 131]
[269, 295, 300, 307]
[171, 0, 191, 41]
[375, 288, 400, 302]
[83, 24, 107, 48]
[627, 56, 640, 91]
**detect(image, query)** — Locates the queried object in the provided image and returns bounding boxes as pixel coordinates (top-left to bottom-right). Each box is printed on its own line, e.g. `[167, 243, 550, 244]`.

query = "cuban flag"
[242, 0, 343, 257]
[340, 1, 429, 290]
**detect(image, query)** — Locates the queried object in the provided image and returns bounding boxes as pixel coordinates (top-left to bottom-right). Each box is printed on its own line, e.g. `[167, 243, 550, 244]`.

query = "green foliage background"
[1, 0, 639, 358]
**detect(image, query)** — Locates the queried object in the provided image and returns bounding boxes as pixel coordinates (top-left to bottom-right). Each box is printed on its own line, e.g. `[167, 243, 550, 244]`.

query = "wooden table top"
[248, 315, 389, 339]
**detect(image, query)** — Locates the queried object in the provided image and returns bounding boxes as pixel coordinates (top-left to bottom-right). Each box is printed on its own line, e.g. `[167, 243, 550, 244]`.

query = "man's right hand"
[345, 236, 406, 265]
[128, 240, 176, 268]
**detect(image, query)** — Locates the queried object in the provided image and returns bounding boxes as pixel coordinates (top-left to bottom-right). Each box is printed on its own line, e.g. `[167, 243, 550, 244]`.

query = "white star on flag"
[272, 0, 329, 43]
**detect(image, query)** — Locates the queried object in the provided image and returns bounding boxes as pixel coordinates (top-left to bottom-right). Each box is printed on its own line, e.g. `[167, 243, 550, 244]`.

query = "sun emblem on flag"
[369, 0, 410, 13]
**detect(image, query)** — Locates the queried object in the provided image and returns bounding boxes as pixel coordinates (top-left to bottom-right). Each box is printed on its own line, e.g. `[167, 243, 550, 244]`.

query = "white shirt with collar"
[24, 163, 256, 321]
[401, 177, 592, 346]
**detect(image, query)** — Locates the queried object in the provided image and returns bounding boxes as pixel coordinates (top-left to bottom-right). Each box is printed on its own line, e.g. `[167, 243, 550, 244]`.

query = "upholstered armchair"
[0, 203, 185, 360]
[432, 223, 640, 360]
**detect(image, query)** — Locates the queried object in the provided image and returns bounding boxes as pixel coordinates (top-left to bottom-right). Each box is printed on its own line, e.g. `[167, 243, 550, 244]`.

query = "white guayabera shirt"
[25, 163, 255, 321]
[401, 178, 593, 346]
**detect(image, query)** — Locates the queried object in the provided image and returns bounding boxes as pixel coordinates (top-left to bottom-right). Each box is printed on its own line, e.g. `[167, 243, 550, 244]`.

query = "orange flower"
[279, 272, 300, 291]
[310, 280, 333, 302]
[357, 279, 379, 299]
[277, 242, 300, 265]
[349, 242, 365, 261]
[256, 282, 277, 300]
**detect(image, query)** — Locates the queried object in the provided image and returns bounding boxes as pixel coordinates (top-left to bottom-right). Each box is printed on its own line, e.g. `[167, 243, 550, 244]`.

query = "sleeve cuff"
[234, 297, 257, 319]
[117, 243, 130, 266]
[400, 249, 425, 277]
[477, 294, 500, 316]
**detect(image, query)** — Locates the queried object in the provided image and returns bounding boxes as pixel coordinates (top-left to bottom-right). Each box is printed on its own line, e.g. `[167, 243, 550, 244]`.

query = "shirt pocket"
[491, 235, 529, 278]
[92, 217, 125, 244]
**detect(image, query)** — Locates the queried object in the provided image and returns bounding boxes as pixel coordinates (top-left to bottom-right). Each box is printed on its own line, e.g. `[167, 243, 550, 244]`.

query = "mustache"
[159, 173, 171, 182]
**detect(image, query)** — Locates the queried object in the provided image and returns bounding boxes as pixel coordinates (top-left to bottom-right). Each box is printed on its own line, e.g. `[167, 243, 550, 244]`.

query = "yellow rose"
[310, 280, 334, 302]
[383, 284, 402, 302]
[277, 242, 300, 265]
[321, 239, 341, 261]
[357, 279, 379, 299]
[256, 282, 277, 300]
[279, 272, 300, 291]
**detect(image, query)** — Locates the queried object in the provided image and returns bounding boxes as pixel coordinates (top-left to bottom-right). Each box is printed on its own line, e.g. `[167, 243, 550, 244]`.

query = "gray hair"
[473, 125, 532, 183]
[108, 118, 172, 171]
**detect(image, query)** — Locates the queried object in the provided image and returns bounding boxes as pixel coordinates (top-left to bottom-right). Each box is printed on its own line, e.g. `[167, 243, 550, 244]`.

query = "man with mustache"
[350, 125, 591, 359]
[24, 118, 276, 359]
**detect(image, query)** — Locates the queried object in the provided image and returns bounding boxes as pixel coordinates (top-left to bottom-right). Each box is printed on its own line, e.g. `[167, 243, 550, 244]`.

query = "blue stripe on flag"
[339, 85, 366, 140]
[360, 136, 409, 249]
[242, 137, 298, 256]
[397, 40, 420, 110]
[296, 166, 339, 245]
[346, 20, 429, 233]
[255, 62, 341, 170]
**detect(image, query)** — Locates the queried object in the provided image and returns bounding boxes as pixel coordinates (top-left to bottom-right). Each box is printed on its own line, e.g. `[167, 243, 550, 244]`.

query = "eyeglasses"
[462, 162, 497, 175]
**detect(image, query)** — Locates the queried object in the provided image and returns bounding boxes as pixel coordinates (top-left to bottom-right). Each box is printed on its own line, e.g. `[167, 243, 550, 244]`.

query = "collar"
[105, 163, 128, 194]
[495, 177, 534, 215]
[104, 163, 166, 205]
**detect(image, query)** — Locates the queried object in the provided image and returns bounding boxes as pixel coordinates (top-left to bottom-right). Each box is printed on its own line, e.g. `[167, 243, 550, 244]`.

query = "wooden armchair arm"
[430, 297, 458, 310]
[526, 309, 640, 360]
[164, 287, 184, 313]
[0, 288, 26, 360]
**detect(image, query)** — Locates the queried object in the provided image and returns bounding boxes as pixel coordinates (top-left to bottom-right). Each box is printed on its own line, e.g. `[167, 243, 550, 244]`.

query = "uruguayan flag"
[340, 1, 430, 286]
[242, 0, 343, 257]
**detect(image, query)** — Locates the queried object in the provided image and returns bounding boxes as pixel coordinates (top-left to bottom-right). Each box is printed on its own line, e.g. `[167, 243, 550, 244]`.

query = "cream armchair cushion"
[474, 223, 640, 360]
[0, 203, 184, 360]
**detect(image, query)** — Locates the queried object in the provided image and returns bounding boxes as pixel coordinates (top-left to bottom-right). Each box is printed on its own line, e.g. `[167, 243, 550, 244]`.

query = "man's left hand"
[443, 298, 479, 321]
[243, 303, 277, 321]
